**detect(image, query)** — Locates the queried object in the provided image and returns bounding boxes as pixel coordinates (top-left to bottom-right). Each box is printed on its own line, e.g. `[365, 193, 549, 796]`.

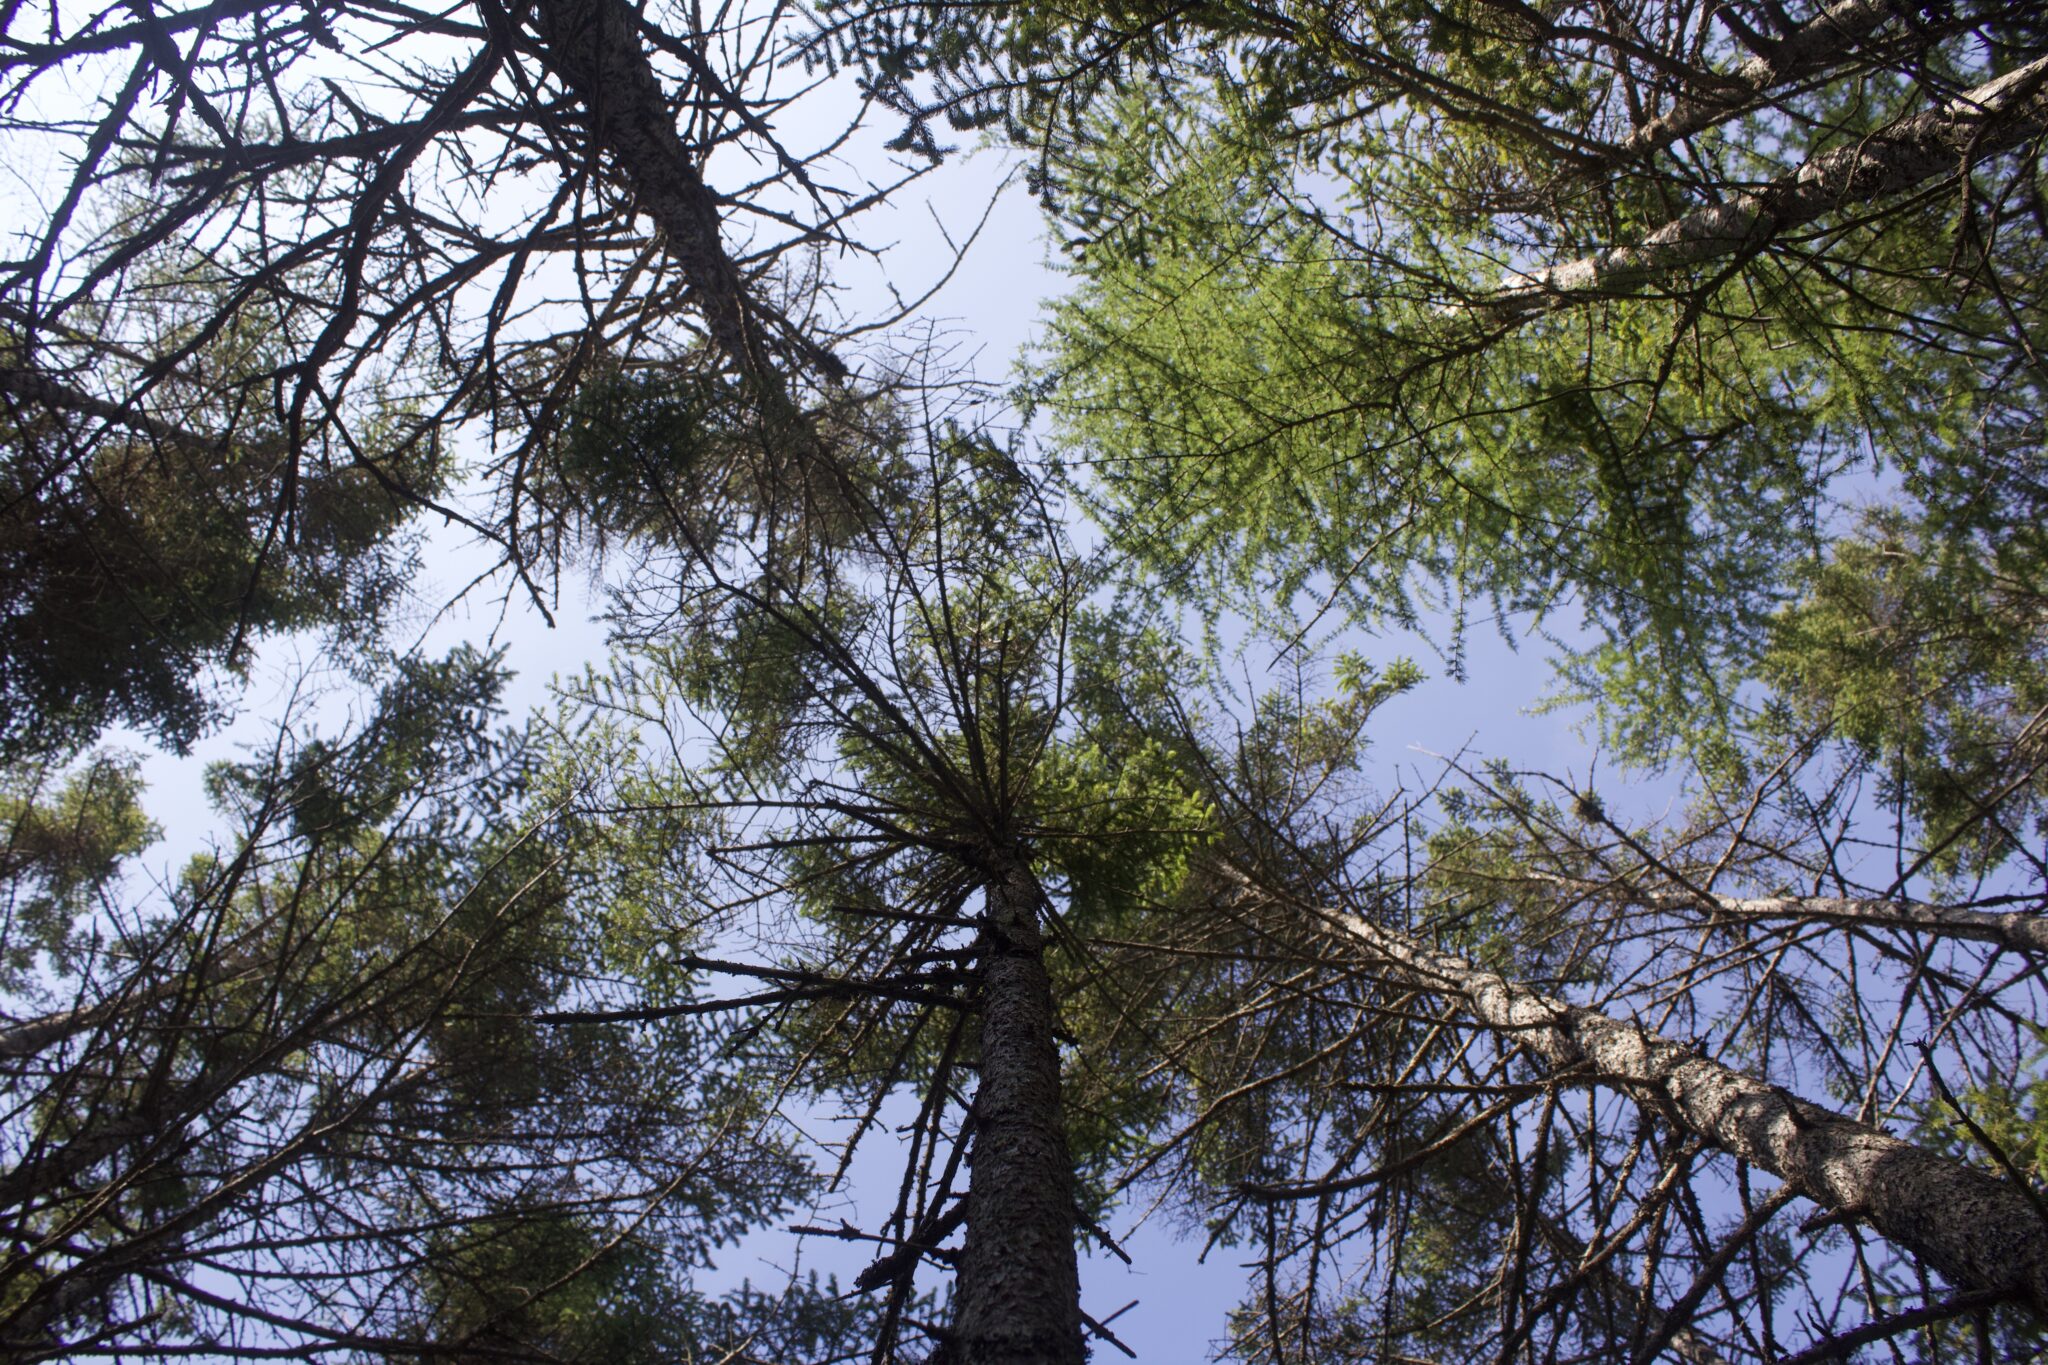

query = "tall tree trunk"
[1472, 54, 2048, 320]
[1596, 0, 1917, 172]
[526, 0, 846, 389]
[1299, 898, 2048, 1316]
[953, 864, 1085, 1364]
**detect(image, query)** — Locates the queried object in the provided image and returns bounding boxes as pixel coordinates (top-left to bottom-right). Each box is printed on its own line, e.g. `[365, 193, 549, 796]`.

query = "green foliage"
[1759, 508, 2048, 873]
[538, 388, 1281, 1264]
[209, 646, 510, 835]
[1924, 1039, 2048, 1185]
[0, 753, 158, 987]
[1028, 730, 1211, 923]
[816, 0, 2048, 796]
[399, 1213, 697, 1363]
[1032, 78, 2006, 736]
[1425, 764, 1611, 975]
[553, 364, 761, 550]
[0, 647, 820, 1359]
[0, 325, 435, 760]
[12, 2, 2043, 1350]
[398, 1214, 899, 1364]
[1913, 1050, 2048, 1358]
[552, 360, 917, 567]
[1037, 634, 1435, 1233]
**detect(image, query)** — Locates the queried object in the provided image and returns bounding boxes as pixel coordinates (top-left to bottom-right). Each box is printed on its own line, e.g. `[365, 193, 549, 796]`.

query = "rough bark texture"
[953, 865, 1085, 1365]
[1317, 906, 2048, 1316]
[1478, 54, 2048, 319]
[527, 0, 836, 387]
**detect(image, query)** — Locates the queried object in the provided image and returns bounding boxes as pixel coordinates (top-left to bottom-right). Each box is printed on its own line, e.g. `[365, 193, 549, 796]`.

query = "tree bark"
[526, 0, 843, 387]
[1307, 901, 2048, 1316]
[1529, 873, 2048, 958]
[1472, 54, 2048, 320]
[952, 864, 1085, 1365]
[1685, 891, 2048, 956]
[1597, 0, 1915, 172]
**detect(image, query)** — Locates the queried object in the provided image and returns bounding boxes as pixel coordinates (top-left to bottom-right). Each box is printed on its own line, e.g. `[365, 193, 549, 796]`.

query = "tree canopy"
[4, 0, 2048, 1359]
[815, 0, 2048, 752]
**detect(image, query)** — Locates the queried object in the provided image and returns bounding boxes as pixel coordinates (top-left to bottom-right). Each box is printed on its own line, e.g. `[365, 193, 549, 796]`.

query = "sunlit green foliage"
[815, 0, 2048, 789]
[1759, 509, 2048, 873]
[1033, 78, 2041, 750]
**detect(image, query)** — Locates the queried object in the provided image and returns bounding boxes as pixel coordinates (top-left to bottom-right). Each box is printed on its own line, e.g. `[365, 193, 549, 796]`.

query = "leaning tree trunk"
[1471, 53, 2048, 321]
[1304, 899, 2048, 1316]
[528, 0, 846, 389]
[1684, 890, 2048, 955]
[1592, 0, 1920, 172]
[952, 864, 1085, 1365]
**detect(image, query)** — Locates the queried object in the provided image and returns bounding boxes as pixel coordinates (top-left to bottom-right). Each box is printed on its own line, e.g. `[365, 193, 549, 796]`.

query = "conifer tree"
[7, 0, 2048, 1358]
[817, 0, 2047, 753]
[0, 650, 864, 1360]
